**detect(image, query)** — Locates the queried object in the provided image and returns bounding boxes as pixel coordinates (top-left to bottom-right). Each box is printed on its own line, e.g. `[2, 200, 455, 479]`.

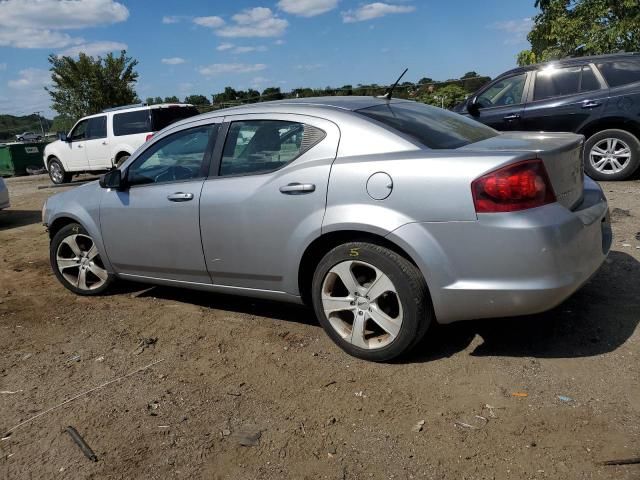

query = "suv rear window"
[597, 60, 640, 88]
[113, 110, 151, 136]
[151, 106, 200, 131]
[357, 102, 497, 149]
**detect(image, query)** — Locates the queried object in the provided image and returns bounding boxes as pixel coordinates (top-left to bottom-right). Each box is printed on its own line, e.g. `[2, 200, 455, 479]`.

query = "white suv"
[43, 103, 199, 184]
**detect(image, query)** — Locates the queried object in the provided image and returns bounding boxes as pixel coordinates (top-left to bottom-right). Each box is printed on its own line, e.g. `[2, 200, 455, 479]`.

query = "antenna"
[379, 68, 408, 100]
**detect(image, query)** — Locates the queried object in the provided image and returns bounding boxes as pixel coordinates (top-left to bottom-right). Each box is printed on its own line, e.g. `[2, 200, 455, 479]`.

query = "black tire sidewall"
[311, 242, 431, 362]
[50, 223, 113, 296]
[584, 129, 640, 181]
[116, 155, 130, 167]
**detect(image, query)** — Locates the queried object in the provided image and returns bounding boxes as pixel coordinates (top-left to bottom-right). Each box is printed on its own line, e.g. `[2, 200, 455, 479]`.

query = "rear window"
[151, 106, 200, 131]
[597, 60, 640, 88]
[113, 110, 151, 136]
[357, 102, 497, 149]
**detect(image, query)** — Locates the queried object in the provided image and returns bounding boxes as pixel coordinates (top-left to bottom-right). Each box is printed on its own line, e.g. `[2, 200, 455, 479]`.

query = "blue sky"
[0, 0, 538, 118]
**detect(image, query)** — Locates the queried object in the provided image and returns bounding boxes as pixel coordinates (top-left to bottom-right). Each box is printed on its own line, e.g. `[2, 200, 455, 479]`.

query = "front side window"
[358, 102, 497, 149]
[477, 73, 527, 108]
[127, 124, 218, 185]
[220, 120, 325, 176]
[69, 120, 88, 141]
[113, 109, 151, 136]
[87, 115, 107, 140]
[597, 60, 640, 88]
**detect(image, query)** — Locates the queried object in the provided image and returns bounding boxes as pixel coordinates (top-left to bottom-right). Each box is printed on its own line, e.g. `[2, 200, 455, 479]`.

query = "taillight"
[145, 133, 154, 142]
[471, 159, 556, 213]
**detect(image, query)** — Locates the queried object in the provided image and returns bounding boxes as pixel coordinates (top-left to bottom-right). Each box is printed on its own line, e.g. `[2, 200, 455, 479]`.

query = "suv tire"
[584, 129, 640, 181]
[311, 242, 433, 362]
[48, 157, 72, 184]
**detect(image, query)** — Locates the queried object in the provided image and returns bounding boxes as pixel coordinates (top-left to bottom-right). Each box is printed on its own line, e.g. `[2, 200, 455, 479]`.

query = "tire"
[311, 242, 433, 362]
[50, 223, 114, 296]
[115, 154, 130, 168]
[583, 129, 640, 181]
[48, 157, 72, 184]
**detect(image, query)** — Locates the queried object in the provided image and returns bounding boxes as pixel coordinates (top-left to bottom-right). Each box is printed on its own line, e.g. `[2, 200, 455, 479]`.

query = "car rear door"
[85, 115, 111, 169]
[467, 72, 530, 130]
[100, 119, 221, 284]
[199, 114, 339, 295]
[520, 64, 606, 132]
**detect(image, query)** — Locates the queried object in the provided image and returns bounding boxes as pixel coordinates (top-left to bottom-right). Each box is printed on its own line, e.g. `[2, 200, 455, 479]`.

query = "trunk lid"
[460, 131, 585, 209]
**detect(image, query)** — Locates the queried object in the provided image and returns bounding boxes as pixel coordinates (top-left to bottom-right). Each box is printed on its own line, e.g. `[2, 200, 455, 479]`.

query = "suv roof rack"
[102, 103, 148, 113]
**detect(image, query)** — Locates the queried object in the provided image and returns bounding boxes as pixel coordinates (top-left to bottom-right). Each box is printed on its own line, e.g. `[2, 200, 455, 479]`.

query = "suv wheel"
[50, 223, 114, 295]
[311, 242, 433, 362]
[115, 154, 130, 167]
[584, 129, 640, 181]
[48, 157, 72, 184]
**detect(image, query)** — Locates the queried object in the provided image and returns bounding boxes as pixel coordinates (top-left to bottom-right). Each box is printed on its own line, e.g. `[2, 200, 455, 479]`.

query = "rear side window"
[597, 60, 640, 87]
[113, 109, 151, 136]
[87, 115, 107, 139]
[357, 102, 497, 149]
[151, 106, 200, 132]
[534, 66, 581, 100]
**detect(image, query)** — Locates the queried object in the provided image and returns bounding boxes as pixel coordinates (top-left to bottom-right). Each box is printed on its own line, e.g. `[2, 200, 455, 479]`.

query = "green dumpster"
[0, 142, 47, 177]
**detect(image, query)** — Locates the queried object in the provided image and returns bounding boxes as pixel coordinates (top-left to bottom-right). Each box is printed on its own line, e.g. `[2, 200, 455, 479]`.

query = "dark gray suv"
[455, 53, 640, 180]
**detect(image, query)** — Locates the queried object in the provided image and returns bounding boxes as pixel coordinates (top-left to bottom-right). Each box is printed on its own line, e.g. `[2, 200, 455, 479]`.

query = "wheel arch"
[297, 229, 420, 305]
[578, 117, 640, 141]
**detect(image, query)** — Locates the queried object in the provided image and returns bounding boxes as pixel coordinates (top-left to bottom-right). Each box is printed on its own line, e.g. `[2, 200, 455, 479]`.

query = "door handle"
[279, 183, 316, 195]
[77, 144, 83, 148]
[503, 114, 521, 121]
[102, 141, 108, 145]
[167, 192, 194, 202]
[582, 101, 602, 109]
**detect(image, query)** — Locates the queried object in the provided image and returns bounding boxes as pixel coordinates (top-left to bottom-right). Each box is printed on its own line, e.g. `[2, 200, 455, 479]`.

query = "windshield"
[358, 101, 497, 149]
[151, 106, 200, 131]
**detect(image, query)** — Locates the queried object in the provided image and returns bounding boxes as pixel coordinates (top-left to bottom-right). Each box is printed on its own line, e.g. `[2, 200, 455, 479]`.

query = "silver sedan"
[42, 97, 611, 361]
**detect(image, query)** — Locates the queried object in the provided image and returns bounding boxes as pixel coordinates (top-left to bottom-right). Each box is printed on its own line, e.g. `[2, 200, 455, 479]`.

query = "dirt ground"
[0, 173, 638, 480]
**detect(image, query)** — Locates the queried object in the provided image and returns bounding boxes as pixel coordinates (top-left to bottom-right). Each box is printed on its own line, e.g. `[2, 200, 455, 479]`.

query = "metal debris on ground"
[65, 426, 98, 462]
[557, 395, 574, 403]
[231, 426, 262, 447]
[599, 457, 640, 466]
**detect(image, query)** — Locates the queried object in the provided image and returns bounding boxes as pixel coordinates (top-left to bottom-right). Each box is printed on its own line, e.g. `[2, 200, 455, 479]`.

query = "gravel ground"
[0, 173, 638, 480]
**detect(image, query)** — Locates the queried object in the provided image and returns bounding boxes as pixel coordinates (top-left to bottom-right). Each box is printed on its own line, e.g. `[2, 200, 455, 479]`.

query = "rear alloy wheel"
[48, 157, 72, 184]
[584, 129, 640, 181]
[50, 223, 113, 295]
[312, 242, 432, 361]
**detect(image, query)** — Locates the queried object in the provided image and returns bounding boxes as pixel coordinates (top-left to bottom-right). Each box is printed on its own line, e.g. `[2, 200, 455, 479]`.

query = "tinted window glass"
[87, 115, 107, 139]
[151, 106, 200, 131]
[69, 120, 88, 141]
[358, 102, 497, 149]
[113, 109, 151, 136]
[581, 65, 600, 92]
[477, 73, 527, 107]
[128, 124, 217, 185]
[597, 60, 640, 87]
[534, 66, 581, 100]
[220, 120, 324, 176]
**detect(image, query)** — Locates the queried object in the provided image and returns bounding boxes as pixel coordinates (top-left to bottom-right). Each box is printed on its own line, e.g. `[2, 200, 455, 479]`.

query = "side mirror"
[58, 132, 69, 142]
[467, 97, 480, 116]
[99, 169, 126, 190]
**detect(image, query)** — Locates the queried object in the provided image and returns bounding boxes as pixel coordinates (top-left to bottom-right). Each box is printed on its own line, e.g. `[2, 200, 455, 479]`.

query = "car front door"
[467, 72, 530, 130]
[64, 120, 90, 171]
[85, 115, 111, 169]
[521, 64, 606, 132]
[199, 114, 339, 295]
[100, 120, 221, 284]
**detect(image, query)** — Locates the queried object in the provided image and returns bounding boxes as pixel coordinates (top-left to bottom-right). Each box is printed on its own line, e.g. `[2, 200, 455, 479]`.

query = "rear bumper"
[388, 176, 610, 324]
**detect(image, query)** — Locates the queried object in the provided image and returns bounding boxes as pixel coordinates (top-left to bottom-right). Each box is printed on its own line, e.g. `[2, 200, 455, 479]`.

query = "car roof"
[498, 52, 640, 78]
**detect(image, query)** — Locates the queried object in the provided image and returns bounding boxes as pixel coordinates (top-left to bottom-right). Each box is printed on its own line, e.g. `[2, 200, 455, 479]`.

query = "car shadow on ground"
[0, 210, 42, 231]
[119, 251, 639, 363]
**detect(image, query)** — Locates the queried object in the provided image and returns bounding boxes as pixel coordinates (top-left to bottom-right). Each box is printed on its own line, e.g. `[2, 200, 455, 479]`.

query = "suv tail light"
[471, 159, 556, 213]
[145, 133, 154, 142]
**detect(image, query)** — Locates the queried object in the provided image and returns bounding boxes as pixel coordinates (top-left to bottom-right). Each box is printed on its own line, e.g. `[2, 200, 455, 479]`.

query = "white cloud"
[0, 63, 6, 71]
[193, 16, 226, 28]
[295, 63, 325, 71]
[59, 41, 127, 57]
[162, 57, 187, 65]
[198, 63, 267, 76]
[8, 68, 51, 90]
[216, 43, 267, 54]
[0, 0, 128, 49]
[342, 2, 415, 23]
[217, 8, 288, 38]
[162, 15, 181, 24]
[278, 0, 339, 17]
[274, 39, 285, 45]
[491, 18, 533, 45]
[217, 43, 235, 51]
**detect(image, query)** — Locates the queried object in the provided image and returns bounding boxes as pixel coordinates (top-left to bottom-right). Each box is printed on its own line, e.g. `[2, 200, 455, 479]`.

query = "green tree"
[518, 0, 640, 65]
[164, 96, 179, 103]
[418, 77, 434, 85]
[154, 96, 163, 104]
[261, 87, 284, 100]
[50, 115, 74, 133]
[419, 84, 468, 110]
[145, 97, 155, 105]
[47, 50, 139, 119]
[461, 71, 479, 79]
[184, 94, 211, 106]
